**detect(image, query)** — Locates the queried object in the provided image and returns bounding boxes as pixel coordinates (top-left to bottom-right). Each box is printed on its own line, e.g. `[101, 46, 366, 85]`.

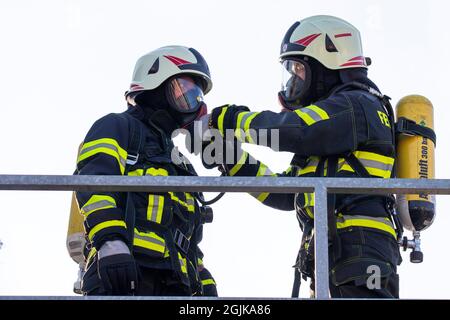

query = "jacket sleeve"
[214, 93, 367, 156]
[222, 142, 295, 211]
[75, 113, 130, 250]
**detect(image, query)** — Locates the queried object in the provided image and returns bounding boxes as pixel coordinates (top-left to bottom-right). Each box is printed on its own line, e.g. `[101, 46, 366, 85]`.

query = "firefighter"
[75, 45, 217, 296]
[202, 15, 401, 298]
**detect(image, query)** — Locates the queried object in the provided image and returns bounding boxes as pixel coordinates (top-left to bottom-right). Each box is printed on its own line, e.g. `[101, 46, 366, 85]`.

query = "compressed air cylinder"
[67, 192, 86, 264]
[396, 95, 435, 231]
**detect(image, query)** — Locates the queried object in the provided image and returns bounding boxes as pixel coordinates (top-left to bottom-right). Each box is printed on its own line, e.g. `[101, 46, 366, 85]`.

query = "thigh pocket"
[331, 257, 393, 287]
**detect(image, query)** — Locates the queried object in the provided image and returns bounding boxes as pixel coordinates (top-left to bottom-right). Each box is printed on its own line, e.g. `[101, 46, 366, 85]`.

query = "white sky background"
[0, 0, 449, 298]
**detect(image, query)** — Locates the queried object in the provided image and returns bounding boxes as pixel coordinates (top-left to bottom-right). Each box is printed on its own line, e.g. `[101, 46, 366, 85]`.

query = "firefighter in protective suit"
[75, 46, 217, 296]
[203, 15, 402, 298]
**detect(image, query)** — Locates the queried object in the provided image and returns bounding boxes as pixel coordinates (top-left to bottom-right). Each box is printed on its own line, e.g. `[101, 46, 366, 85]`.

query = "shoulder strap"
[118, 112, 146, 250]
[125, 114, 145, 170]
[395, 117, 436, 146]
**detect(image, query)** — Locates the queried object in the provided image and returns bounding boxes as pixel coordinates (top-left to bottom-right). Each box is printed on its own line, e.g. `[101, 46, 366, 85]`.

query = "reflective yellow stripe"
[229, 151, 248, 176]
[303, 193, 314, 207]
[298, 157, 319, 176]
[128, 169, 144, 176]
[86, 247, 97, 265]
[169, 192, 195, 212]
[256, 192, 270, 202]
[81, 195, 116, 217]
[178, 252, 187, 274]
[197, 257, 204, 266]
[147, 195, 165, 223]
[336, 215, 396, 238]
[218, 107, 228, 135]
[299, 166, 317, 175]
[133, 229, 165, 254]
[235, 111, 249, 141]
[146, 167, 169, 176]
[88, 220, 126, 241]
[202, 279, 216, 286]
[294, 109, 316, 125]
[305, 105, 329, 120]
[156, 195, 164, 223]
[338, 151, 394, 178]
[78, 138, 127, 174]
[305, 207, 314, 219]
[244, 113, 259, 143]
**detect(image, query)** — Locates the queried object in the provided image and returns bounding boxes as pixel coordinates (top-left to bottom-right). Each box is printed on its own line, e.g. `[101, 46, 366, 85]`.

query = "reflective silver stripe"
[301, 107, 323, 122]
[148, 195, 163, 222]
[133, 232, 165, 247]
[238, 112, 255, 130]
[82, 200, 116, 214]
[79, 143, 127, 169]
[338, 158, 393, 174]
[359, 159, 393, 172]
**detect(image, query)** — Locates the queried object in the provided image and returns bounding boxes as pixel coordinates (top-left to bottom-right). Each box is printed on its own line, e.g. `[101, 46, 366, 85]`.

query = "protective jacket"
[76, 105, 208, 293]
[213, 78, 398, 239]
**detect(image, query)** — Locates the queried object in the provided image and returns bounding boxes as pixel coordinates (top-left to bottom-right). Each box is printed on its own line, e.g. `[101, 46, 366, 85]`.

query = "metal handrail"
[1, 174, 450, 298]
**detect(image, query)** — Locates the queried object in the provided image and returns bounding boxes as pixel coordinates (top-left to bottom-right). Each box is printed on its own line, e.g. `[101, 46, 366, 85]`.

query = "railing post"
[314, 185, 330, 299]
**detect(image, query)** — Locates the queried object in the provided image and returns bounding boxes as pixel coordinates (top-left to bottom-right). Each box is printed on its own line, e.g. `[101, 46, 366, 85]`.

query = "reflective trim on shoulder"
[78, 138, 128, 174]
[88, 220, 127, 241]
[336, 214, 397, 238]
[81, 195, 117, 217]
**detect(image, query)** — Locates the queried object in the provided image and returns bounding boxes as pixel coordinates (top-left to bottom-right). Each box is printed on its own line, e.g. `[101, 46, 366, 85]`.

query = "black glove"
[210, 104, 250, 133]
[97, 253, 138, 295]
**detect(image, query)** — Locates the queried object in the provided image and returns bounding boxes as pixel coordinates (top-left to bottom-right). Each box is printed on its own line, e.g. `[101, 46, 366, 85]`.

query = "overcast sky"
[0, 0, 449, 298]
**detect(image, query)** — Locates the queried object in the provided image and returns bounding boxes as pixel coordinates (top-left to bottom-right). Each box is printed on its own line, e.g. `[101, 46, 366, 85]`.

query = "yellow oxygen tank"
[67, 144, 86, 294]
[67, 192, 86, 264]
[396, 95, 436, 233]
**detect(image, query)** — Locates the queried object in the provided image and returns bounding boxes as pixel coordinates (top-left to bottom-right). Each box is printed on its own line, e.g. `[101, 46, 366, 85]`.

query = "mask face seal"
[166, 75, 205, 114]
[279, 58, 312, 110]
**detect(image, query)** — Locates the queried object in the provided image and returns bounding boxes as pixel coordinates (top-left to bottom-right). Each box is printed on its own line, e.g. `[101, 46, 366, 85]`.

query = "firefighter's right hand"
[97, 240, 138, 295]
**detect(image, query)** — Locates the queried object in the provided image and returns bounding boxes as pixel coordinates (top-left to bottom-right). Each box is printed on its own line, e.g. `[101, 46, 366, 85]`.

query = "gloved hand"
[97, 240, 138, 295]
[210, 105, 250, 134]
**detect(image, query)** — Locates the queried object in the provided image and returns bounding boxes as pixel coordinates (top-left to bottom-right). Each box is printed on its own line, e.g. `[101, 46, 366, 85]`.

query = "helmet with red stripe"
[279, 16, 369, 109]
[280, 15, 368, 70]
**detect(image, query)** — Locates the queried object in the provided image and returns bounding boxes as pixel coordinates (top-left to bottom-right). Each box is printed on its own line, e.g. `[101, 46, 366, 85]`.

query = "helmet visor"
[167, 76, 205, 113]
[281, 59, 308, 101]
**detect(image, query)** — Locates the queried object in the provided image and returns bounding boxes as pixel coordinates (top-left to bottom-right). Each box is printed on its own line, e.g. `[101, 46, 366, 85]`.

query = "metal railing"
[1, 174, 450, 299]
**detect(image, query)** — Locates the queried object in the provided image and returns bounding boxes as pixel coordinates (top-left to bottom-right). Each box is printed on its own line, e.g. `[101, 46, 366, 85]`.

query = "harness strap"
[395, 117, 436, 146]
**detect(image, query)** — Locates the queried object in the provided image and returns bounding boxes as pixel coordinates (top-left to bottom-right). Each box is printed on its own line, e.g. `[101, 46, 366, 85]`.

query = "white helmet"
[127, 45, 212, 97]
[280, 15, 368, 70]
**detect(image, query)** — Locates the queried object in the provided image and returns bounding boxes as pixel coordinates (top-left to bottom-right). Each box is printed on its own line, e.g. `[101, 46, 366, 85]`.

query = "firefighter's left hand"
[97, 240, 138, 295]
[210, 104, 250, 134]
